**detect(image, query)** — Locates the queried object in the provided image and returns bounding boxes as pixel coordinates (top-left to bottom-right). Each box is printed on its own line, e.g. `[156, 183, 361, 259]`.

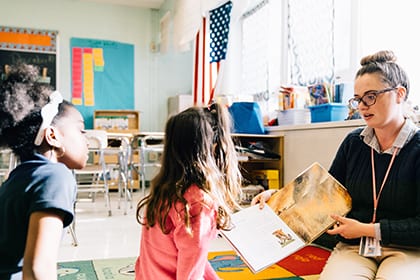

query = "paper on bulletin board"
[83, 50, 94, 106]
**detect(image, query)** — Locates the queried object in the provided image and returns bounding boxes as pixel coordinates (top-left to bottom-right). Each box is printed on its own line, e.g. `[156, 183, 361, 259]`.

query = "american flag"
[193, 1, 233, 106]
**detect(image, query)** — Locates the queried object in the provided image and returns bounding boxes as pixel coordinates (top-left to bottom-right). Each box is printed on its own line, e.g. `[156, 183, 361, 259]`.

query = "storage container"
[251, 169, 280, 190]
[229, 102, 266, 134]
[308, 103, 349, 123]
[277, 109, 311, 126]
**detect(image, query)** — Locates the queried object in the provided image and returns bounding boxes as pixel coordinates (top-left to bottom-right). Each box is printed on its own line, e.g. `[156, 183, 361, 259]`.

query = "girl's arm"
[251, 189, 278, 208]
[23, 211, 64, 280]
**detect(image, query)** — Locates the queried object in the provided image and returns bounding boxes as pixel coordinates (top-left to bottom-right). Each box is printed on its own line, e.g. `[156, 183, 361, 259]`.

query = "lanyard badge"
[358, 147, 399, 257]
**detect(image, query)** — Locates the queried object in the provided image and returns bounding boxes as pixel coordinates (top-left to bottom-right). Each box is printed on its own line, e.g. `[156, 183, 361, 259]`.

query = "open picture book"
[220, 162, 352, 273]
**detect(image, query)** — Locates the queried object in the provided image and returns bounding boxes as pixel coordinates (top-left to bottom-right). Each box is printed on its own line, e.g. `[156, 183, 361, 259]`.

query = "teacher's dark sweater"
[329, 128, 420, 246]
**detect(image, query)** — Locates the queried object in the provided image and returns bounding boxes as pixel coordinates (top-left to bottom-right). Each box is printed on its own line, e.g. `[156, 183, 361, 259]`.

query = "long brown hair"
[136, 104, 242, 234]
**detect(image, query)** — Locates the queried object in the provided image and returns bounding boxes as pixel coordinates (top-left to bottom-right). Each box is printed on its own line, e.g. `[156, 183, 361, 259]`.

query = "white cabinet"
[268, 119, 365, 183]
[167, 95, 193, 117]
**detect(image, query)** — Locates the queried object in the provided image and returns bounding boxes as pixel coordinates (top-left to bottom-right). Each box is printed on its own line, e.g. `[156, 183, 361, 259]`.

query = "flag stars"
[209, 1, 233, 63]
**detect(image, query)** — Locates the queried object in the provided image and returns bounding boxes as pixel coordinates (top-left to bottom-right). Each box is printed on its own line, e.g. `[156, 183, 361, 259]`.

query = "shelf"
[94, 110, 140, 133]
[232, 134, 284, 189]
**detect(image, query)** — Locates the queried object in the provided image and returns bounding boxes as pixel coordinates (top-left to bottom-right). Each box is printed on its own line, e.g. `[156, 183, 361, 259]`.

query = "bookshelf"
[93, 110, 140, 134]
[232, 133, 284, 189]
[93, 110, 141, 190]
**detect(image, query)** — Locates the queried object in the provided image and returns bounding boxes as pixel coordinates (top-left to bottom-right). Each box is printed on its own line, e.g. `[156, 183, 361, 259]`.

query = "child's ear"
[44, 126, 63, 148]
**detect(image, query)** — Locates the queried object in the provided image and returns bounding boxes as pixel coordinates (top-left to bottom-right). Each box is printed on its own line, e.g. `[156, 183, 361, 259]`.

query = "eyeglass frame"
[348, 87, 397, 109]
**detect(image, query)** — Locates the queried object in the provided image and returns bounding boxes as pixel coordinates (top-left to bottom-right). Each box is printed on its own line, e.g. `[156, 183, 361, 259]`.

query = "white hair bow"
[34, 91, 64, 146]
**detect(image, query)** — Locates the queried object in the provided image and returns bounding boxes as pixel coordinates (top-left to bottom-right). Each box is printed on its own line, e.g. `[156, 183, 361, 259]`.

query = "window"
[239, 0, 351, 95]
[357, 0, 420, 107]
[287, 0, 335, 86]
[238, 0, 419, 109]
[240, 0, 282, 115]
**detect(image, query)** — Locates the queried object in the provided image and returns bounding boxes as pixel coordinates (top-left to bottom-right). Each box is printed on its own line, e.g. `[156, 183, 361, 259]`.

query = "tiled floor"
[58, 189, 231, 262]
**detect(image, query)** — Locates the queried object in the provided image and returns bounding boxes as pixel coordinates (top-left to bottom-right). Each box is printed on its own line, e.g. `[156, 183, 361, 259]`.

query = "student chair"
[129, 133, 164, 197]
[106, 133, 133, 215]
[73, 129, 112, 216]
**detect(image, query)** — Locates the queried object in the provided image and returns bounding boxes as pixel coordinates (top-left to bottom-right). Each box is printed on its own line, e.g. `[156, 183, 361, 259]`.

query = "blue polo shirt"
[0, 153, 76, 279]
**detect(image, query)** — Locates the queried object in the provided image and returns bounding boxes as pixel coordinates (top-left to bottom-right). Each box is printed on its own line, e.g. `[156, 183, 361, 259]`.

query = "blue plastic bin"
[309, 103, 349, 123]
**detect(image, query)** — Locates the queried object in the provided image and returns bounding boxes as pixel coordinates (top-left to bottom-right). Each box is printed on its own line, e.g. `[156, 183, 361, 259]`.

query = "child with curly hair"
[0, 63, 89, 279]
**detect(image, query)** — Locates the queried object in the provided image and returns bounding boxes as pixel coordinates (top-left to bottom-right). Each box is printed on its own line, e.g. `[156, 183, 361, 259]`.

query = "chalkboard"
[0, 49, 57, 89]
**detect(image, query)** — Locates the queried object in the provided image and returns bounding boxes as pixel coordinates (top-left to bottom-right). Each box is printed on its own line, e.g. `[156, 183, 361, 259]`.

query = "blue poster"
[70, 37, 134, 128]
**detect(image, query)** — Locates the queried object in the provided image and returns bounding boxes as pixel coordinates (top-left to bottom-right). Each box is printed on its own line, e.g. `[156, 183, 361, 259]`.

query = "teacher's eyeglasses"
[348, 87, 397, 109]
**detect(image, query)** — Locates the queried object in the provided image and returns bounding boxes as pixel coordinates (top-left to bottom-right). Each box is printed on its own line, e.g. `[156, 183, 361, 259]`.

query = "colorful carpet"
[57, 245, 330, 280]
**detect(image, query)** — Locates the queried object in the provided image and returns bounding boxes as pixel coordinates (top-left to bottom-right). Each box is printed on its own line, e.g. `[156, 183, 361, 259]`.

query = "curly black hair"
[0, 63, 69, 160]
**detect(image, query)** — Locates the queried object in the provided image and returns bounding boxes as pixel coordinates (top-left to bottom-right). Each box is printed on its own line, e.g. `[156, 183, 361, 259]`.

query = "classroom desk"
[104, 131, 164, 200]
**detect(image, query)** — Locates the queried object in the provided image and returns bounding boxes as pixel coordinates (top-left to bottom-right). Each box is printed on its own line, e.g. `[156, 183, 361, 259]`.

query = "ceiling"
[80, 0, 165, 9]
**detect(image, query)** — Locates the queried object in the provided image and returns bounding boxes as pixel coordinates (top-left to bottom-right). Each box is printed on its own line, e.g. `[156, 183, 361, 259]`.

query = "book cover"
[220, 162, 352, 273]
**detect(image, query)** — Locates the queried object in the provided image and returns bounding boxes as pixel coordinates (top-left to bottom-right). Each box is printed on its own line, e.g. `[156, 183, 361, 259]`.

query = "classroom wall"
[151, 0, 193, 131]
[0, 0, 192, 132]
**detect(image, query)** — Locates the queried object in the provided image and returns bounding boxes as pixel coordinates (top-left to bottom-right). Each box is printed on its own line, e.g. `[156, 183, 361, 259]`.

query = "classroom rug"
[57, 257, 135, 280]
[57, 244, 330, 280]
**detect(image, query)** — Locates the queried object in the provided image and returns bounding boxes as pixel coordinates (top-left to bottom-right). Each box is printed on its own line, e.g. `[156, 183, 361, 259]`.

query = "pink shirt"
[135, 185, 220, 280]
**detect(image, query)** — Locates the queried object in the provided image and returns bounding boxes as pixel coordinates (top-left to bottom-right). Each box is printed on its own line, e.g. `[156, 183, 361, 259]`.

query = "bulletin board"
[0, 26, 58, 88]
[70, 37, 134, 129]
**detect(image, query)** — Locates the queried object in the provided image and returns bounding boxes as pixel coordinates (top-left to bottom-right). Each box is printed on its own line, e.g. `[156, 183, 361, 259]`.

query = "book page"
[221, 162, 351, 273]
[220, 204, 305, 273]
[267, 162, 352, 243]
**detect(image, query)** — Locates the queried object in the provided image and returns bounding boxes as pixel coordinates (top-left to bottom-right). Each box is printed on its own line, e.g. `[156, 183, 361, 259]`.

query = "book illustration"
[220, 162, 351, 274]
[267, 162, 351, 243]
[272, 228, 294, 247]
[221, 204, 305, 273]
